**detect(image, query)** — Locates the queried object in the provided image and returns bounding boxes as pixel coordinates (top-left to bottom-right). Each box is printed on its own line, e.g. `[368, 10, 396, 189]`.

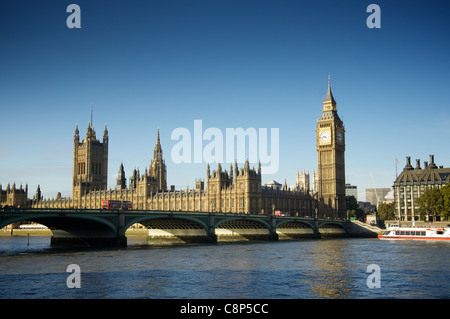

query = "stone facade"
[0, 183, 28, 208]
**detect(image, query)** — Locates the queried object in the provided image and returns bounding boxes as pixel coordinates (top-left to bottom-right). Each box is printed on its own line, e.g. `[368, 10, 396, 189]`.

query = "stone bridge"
[0, 208, 351, 247]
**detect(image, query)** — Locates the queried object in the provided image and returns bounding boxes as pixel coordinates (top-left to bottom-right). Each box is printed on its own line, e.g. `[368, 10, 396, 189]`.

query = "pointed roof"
[320, 75, 341, 123]
[324, 75, 336, 105]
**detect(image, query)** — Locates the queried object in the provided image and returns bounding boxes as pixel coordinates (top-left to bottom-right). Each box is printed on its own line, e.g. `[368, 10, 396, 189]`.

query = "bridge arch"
[214, 217, 274, 242]
[318, 221, 347, 237]
[125, 214, 211, 244]
[214, 217, 272, 230]
[0, 212, 123, 247]
[276, 219, 315, 229]
[0, 214, 117, 235]
[124, 215, 209, 233]
[276, 220, 317, 239]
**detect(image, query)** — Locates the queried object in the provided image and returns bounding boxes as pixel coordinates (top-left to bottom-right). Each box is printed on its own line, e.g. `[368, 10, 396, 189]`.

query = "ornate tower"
[316, 77, 346, 218]
[72, 122, 108, 200]
[149, 129, 167, 191]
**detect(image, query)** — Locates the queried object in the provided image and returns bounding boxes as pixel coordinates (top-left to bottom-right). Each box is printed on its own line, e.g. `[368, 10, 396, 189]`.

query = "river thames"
[0, 236, 449, 299]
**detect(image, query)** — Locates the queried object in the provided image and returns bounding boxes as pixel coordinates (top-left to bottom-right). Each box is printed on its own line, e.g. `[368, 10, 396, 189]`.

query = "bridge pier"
[270, 216, 279, 241]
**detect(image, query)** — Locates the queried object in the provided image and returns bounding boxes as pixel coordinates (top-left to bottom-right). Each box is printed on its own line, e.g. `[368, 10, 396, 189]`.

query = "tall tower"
[316, 77, 346, 218]
[72, 122, 108, 200]
[149, 129, 167, 191]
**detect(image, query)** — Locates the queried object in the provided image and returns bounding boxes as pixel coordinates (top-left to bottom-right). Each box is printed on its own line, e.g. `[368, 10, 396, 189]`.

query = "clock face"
[337, 131, 343, 143]
[319, 130, 331, 144]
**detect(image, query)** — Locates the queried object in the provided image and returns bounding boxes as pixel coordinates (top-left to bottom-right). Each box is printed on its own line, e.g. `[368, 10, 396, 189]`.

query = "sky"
[1, 0, 449, 201]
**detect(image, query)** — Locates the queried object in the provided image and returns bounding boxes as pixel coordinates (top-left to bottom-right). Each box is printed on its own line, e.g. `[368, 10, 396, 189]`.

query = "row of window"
[394, 231, 426, 236]
[397, 185, 444, 196]
[397, 180, 446, 186]
[383, 230, 427, 236]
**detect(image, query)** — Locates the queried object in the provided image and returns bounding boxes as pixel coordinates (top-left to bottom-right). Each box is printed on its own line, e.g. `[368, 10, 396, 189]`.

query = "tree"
[417, 186, 444, 221]
[377, 202, 395, 221]
[440, 184, 450, 220]
[345, 195, 365, 220]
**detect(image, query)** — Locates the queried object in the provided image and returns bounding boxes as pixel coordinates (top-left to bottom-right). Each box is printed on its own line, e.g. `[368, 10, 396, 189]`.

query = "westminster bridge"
[0, 208, 374, 247]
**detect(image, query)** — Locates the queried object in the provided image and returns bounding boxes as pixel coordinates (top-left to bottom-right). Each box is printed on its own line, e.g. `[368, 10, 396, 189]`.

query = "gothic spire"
[153, 128, 162, 160]
[323, 75, 337, 111]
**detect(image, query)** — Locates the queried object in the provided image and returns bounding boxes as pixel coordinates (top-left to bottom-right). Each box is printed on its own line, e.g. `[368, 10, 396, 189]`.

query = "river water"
[0, 236, 449, 299]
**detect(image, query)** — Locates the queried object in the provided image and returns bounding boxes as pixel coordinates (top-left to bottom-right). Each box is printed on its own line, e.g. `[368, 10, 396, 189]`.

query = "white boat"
[378, 224, 450, 241]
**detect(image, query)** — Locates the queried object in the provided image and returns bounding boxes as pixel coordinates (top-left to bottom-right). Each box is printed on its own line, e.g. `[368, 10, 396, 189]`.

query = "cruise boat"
[378, 225, 450, 241]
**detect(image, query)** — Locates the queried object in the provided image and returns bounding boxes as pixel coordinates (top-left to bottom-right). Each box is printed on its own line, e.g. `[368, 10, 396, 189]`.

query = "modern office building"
[345, 184, 358, 200]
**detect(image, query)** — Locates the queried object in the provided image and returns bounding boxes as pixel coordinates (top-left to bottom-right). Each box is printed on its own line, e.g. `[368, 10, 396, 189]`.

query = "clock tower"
[316, 77, 346, 218]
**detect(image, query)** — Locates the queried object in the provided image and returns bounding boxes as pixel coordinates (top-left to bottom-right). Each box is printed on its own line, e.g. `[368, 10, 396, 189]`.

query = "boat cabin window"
[383, 231, 390, 236]
[437, 230, 444, 235]
[395, 231, 426, 236]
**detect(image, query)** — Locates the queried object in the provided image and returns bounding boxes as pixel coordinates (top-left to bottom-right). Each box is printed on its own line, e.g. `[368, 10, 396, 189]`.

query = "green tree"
[417, 186, 444, 221]
[345, 195, 365, 220]
[440, 184, 450, 220]
[377, 202, 395, 221]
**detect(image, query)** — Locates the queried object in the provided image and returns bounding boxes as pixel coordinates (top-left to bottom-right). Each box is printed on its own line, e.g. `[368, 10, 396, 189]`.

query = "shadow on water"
[0, 234, 221, 257]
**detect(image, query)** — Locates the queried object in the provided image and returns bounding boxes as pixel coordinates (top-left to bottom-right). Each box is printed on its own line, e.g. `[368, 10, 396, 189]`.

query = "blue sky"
[1, 0, 449, 201]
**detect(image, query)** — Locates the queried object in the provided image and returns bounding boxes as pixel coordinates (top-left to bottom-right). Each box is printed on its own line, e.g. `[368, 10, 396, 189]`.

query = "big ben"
[316, 76, 346, 218]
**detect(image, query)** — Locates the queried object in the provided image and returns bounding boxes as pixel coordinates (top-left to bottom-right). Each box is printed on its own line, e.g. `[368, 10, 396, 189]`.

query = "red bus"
[102, 200, 132, 210]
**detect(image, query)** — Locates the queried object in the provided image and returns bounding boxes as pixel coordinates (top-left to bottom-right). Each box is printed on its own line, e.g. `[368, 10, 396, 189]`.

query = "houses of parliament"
[21, 79, 346, 218]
